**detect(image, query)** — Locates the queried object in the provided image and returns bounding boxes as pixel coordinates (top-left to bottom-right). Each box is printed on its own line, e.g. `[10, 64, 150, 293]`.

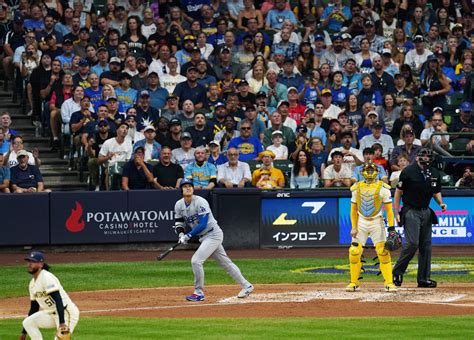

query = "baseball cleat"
[185, 294, 205, 302]
[345, 283, 360, 292]
[385, 283, 398, 292]
[417, 280, 437, 288]
[237, 285, 254, 298]
[393, 274, 403, 287]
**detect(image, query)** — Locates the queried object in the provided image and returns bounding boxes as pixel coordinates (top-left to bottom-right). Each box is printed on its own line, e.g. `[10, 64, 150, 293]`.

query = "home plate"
[219, 289, 466, 304]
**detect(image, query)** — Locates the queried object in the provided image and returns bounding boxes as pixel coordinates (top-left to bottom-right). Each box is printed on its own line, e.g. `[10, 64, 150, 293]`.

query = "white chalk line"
[2, 290, 473, 321]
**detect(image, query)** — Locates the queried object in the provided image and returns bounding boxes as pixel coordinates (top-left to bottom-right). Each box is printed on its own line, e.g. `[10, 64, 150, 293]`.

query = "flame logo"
[65, 201, 85, 233]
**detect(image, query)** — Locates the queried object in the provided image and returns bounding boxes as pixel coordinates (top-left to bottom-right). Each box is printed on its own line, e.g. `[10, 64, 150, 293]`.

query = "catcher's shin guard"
[349, 242, 363, 285]
[376, 242, 393, 285]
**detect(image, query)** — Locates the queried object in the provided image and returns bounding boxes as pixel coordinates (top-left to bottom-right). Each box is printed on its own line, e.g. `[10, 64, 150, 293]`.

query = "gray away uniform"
[174, 195, 251, 295]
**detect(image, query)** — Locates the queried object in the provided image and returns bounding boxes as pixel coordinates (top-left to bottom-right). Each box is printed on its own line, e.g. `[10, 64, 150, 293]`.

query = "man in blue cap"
[449, 101, 474, 142]
[20, 251, 80, 340]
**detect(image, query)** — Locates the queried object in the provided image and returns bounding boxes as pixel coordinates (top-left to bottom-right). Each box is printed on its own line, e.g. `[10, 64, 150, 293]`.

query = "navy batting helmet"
[179, 178, 194, 189]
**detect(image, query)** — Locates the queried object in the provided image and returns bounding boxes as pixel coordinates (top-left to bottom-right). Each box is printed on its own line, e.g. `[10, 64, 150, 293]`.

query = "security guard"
[392, 148, 447, 288]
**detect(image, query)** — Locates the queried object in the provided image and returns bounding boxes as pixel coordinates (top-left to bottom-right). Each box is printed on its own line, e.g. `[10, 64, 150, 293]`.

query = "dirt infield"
[1, 246, 473, 266]
[2, 283, 474, 320]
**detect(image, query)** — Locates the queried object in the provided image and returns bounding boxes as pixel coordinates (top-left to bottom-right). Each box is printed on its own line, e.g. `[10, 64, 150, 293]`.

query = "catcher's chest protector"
[356, 181, 383, 218]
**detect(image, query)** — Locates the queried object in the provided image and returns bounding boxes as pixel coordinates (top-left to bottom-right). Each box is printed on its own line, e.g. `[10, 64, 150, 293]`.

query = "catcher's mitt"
[385, 227, 402, 251]
[56, 325, 71, 340]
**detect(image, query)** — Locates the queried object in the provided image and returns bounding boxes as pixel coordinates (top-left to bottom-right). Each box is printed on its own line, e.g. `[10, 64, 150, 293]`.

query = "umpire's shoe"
[393, 274, 403, 287]
[417, 280, 437, 288]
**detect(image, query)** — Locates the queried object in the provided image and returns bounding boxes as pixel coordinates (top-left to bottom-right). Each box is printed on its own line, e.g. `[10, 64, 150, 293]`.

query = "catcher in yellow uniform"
[347, 163, 398, 292]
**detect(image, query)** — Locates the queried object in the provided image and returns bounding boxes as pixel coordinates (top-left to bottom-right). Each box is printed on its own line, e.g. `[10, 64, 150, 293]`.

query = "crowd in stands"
[0, 0, 473, 192]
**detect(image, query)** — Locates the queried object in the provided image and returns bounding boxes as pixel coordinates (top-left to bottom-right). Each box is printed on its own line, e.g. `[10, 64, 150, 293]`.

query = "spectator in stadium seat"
[151, 146, 183, 189]
[175, 100, 197, 131]
[350, 19, 385, 54]
[161, 94, 182, 121]
[260, 69, 288, 111]
[160, 56, 186, 94]
[185, 112, 214, 148]
[207, 140, 227, 166]
[228, 119, 264, 161]
[173, 66, 207, 109]
[98, 122, 133, 168]
[455, 165, 474, 188]
[252, 150, 285, 189]
[404, 35, 432, 76]
[323, 150, 352, 188]
[263, 110, 296, 149]
[376, 93, 400, 134]
[10, 150, 50, 193]
[420, 54, 451, 117]
[133, 125, 161, 161]
[100, 56, 122, 87]
[162, 118, 183, 150]
[265, 0, 297, 32]
[390, 127, 422, 171]
[0, 127, 11, 155]
[91, 47, 110, 77]
[216, 147, 252, 188]
[121, 146, 155, 190]
[391, 104, 424, 139]
[266, 130, 288, 160]
[115, 72, 138, 111]
[320, 89, 342, 120]
[372, 143, 390, 173]
[214, 115, 239, 151]
[0, 152, 10, 193]
[389, 153, 409, 188]
[351, 147, 388, 184]
[309, 137, 328, 178]
[290, 150, 319, 189]
[4, 135, 41, 168]
[328, 131, 363, 170]
[184, 146, 217, 189]
[359, 122, 394, 159]
[135, 90, 160, 127]
[131, 57, 149, 91]
[420, 112, 452, 157]
[370, 55, 395, 95]
[393, 72, 414, 106]
[171, 131, 196, 169]
[449, 102, 474, 136]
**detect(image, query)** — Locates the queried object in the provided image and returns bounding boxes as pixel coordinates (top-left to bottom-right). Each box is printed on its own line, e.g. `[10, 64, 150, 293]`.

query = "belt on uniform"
[362, 215, 382, 221]
[199, 228, 214, 237]
[405, 205, 429, 211]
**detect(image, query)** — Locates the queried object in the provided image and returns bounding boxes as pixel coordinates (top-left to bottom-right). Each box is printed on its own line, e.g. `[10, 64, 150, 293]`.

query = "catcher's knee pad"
[375, 242, 391, 264]
[349, 242, 363, 264]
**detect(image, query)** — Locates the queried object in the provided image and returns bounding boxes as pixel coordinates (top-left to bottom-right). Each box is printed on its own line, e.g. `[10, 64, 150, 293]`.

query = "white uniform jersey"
[174, 195, 219, 236]
[29, 270, 73, 311]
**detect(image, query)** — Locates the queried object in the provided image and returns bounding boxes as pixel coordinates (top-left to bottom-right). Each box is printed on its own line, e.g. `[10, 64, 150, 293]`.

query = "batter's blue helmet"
[179, 178, 194, 189]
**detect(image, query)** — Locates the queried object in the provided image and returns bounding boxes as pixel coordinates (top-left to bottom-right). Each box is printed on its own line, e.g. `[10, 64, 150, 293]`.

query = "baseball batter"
[174, 178, 254, 301]
[20, 251, 80, 340]
[347, 163, 398, 292]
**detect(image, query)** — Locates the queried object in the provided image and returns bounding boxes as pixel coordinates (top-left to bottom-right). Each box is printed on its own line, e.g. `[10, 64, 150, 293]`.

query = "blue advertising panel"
[0, 193, 50, 245]
[261, 198, 339, 247]
[50, 191, 129, 244]
[339, 196, 474, 245]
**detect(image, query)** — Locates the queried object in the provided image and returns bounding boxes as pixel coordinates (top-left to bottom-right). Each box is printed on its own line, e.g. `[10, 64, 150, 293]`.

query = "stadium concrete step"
[46, 180, 89, 191]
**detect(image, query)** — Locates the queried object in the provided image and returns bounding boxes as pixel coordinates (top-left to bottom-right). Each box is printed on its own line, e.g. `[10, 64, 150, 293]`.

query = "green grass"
[1, 316, 474, 339]
[1, 257, 473, 299]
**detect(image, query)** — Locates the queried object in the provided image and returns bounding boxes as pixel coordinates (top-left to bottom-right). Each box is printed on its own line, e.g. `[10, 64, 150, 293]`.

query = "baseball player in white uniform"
[175, 178, 254, 301]
[20, 251, 80, 340]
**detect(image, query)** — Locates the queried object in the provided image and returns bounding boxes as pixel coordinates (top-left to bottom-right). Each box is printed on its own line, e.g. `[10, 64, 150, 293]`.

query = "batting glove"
[179, 233, 190, 245]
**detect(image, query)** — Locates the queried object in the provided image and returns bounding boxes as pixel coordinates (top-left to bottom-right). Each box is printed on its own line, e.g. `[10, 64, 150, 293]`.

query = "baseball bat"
[156, 241, 181, 261]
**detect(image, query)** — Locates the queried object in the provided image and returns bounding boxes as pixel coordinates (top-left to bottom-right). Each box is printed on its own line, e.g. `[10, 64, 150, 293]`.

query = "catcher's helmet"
[179, 178, 194, 189]
[361, 162, 378, 182]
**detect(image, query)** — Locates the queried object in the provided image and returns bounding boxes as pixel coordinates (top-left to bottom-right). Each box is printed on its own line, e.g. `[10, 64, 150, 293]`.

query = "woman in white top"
[197, 32, 214, 60]
[246, 62, 268, 94]
[20, 44, 40, 116]
[5, 135, 41, 168]
[61, 86, 94, 135]
[354, 38, 380, 74]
